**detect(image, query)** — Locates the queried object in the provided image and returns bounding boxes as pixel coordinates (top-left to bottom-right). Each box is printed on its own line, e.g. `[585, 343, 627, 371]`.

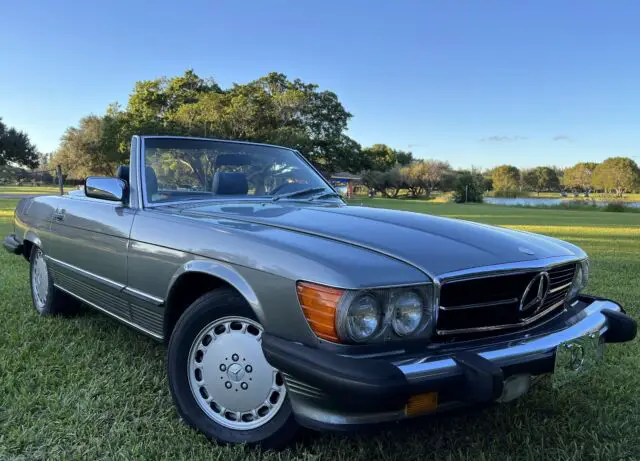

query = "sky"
[1, 0, 639, 169]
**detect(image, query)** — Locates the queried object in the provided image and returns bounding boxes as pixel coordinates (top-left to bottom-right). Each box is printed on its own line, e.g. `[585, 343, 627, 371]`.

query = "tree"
[452, 170, 485, 203]
[402, 160, 453, 197]
[361, 167, 404, 197]
[592, 157, 640, 197]
[490, 165, 521, 192]
[0, 118, 39, 168]
[108, 70, 359, 175]
[52, 116, 124, 178]
[522, 166, 560, 195]
[563, 162, 598, 193]
[361, 144, 413, 171]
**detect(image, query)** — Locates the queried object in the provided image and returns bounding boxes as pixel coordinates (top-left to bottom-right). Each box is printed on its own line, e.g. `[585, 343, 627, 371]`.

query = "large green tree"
[0, 118, 39, 168]
[402, 160, 453, 197]
[592, 157, 640, 196]
[489, 165, 521, 192]
[522, 166, 560, 195]
[108, 70, 360, 174]
[361, 144, 413, 171]
[563, 162, 598, 193]
[53, 116, 123, 178]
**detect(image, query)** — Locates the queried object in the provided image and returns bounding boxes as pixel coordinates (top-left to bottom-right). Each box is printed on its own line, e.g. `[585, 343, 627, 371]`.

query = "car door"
[46, 194, 135, 321]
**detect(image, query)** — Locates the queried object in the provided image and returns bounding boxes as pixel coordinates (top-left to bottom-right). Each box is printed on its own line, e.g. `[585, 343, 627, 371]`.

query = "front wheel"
[167, 289, 299, 448]
[29, 245, 81, 315]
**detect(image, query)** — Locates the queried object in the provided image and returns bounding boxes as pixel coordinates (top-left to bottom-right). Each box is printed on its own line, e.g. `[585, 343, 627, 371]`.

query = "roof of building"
[330, 172, 362, 180]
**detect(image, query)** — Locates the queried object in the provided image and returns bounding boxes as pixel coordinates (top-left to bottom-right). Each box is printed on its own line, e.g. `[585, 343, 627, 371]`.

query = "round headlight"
[345, 294, 381, 342]
[392, 291, 424, 336]
[566, 263, 584, 301]
[581, 259, 590, 288]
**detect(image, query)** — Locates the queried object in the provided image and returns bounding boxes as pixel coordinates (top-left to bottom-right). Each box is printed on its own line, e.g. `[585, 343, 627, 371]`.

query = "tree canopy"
[0, 118, 39, 169]
[361, 144, 413, 171]
[99, 70, 362, 175]
[592, 157, 640, 196]
[521, 166, 560, 195]
[489, 165, 520, 191]
[54, 116, 120, 178]
[563, 162, 598, 192]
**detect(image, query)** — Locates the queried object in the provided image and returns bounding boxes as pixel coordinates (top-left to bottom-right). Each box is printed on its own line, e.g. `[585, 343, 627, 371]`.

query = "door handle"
[53, 208, 66, 222]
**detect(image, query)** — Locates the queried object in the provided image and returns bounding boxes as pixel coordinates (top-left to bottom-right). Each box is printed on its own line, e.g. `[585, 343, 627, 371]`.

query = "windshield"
[142, 137, 335, 204]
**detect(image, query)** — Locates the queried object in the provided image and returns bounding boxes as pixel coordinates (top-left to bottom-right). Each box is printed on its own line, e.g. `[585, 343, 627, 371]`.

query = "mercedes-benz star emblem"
[227, 363, 245, 382]
[519, 272, 550, 314]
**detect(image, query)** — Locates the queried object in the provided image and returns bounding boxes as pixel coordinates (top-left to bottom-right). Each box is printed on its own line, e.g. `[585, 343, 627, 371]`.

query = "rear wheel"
[167, 288, 298, 448]
[29, 245, 81, 315]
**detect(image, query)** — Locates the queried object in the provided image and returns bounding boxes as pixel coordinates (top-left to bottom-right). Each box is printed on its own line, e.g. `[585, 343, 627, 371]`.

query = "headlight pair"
[566, 259, 589, 301]
[297, 282, 434, 344]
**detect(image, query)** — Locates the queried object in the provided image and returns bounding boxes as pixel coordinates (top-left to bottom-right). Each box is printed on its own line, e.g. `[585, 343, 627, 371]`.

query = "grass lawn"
[1, 197, 639, 460]
[0, 185, 64, 195]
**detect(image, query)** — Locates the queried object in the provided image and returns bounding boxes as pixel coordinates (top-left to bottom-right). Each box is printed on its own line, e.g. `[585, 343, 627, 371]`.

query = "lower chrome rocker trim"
[55, 284, 164, 340]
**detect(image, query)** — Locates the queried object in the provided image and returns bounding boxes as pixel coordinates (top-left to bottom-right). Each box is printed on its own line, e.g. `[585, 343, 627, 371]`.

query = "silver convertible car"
[3, 136, 636, 448]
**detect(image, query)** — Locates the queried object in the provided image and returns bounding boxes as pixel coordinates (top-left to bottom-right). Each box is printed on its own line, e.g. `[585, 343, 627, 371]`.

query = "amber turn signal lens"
[405, 392, 438, 417]
[296, 282, 344, 342]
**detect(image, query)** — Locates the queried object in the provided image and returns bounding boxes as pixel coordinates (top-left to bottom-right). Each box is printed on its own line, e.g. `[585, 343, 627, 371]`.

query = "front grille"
[436, 262, 577, 338]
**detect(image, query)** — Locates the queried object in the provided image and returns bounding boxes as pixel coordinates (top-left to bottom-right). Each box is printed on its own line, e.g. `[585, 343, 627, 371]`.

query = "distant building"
[330, 172, 362, 198]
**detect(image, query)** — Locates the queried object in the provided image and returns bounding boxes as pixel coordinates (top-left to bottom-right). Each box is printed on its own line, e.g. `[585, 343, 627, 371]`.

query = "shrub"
[603, 201, 627, 212]
[452, 170, 484, 203]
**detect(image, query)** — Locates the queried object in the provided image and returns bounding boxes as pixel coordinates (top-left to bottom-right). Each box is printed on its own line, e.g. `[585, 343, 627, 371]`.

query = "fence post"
[56, 165, 63, 195]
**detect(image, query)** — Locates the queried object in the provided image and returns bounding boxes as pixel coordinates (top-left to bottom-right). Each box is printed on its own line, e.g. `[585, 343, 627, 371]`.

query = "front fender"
[165, 259, 265, 324]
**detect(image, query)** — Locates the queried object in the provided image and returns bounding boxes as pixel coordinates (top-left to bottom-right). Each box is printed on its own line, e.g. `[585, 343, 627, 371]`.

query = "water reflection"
[485, 197, 640, 208]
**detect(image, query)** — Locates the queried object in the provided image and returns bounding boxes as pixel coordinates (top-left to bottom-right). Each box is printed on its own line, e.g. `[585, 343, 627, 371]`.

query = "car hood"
[170, 202, 583, 277]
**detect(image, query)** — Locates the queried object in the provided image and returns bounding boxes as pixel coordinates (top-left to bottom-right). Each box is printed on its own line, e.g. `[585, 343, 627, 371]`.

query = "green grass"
[1, 198, 639, 460]
[0, 185, 64, 195]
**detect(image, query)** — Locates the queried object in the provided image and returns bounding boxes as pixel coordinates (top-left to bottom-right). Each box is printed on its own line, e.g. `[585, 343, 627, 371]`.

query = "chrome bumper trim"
[398, 300, 619, 383]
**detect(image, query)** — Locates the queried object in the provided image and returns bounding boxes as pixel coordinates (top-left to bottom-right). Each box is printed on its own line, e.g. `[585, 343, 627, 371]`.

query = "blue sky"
[1, 0, 639, 169]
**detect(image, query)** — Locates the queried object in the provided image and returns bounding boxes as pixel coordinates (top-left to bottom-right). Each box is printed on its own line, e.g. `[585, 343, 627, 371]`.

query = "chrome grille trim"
[435, 255, 584, 283]
[549, 282, 572, 294]
[434, 256, 582, 337]
[440, 297, 518, 311]
[436, 299, 565, 336]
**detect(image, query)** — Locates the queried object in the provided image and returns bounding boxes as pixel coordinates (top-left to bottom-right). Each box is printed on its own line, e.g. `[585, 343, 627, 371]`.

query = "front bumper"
[262, 296, 636, 431]
[2, 234, 22, 255]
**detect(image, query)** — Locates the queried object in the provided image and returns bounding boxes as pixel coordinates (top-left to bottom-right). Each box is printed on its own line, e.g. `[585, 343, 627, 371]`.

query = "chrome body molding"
[398, 299, 619, 382]
[46, 255, 125, 291]
[122, 286, 164, 306]
[54, 284, 163, 340]
[47, 255, 164, 307]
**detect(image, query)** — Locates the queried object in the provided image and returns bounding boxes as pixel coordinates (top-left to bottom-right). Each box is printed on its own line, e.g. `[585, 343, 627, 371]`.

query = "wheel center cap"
[227, 363, 245, 382]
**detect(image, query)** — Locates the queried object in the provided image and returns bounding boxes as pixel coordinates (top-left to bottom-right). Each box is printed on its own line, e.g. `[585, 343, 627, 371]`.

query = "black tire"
[28, 245, 82, 316]
[167, 288, 299, 449]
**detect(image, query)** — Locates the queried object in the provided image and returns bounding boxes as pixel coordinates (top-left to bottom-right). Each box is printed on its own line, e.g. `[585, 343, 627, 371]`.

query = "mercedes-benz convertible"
[3, 136, 636, 448]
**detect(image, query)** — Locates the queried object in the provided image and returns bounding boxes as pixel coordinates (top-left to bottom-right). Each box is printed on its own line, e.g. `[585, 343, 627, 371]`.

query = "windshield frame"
[138, 136, 343, 208]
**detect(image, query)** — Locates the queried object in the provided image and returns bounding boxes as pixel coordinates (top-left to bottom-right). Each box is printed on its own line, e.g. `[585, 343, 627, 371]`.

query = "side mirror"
[85, 177, 127, 202]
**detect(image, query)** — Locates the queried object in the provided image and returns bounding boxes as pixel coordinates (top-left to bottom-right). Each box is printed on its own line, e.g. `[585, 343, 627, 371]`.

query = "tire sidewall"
[167, 289, 297, 447]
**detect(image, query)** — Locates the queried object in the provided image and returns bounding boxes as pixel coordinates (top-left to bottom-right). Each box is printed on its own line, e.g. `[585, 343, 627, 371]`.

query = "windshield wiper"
[272, 187, 327, 202]
[308, 190, 342, 201]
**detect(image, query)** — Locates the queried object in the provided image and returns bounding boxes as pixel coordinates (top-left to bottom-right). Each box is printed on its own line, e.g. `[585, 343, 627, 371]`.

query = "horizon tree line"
[1, 70, 639, 198]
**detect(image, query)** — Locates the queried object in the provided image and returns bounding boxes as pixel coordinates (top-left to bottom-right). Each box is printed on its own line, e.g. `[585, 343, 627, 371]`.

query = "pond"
[484, 197, 640, 208]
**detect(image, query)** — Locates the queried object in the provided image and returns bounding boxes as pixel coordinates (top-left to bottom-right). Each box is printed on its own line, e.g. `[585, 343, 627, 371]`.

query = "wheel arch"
[163, 260, 264, 343]
[22, 230, 42, 261]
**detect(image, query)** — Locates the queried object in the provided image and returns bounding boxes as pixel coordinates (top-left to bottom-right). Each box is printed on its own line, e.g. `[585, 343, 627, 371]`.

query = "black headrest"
[145, 166, 158, 196]
[115, 165, 130, 184]
[212, 172, 248, 195]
